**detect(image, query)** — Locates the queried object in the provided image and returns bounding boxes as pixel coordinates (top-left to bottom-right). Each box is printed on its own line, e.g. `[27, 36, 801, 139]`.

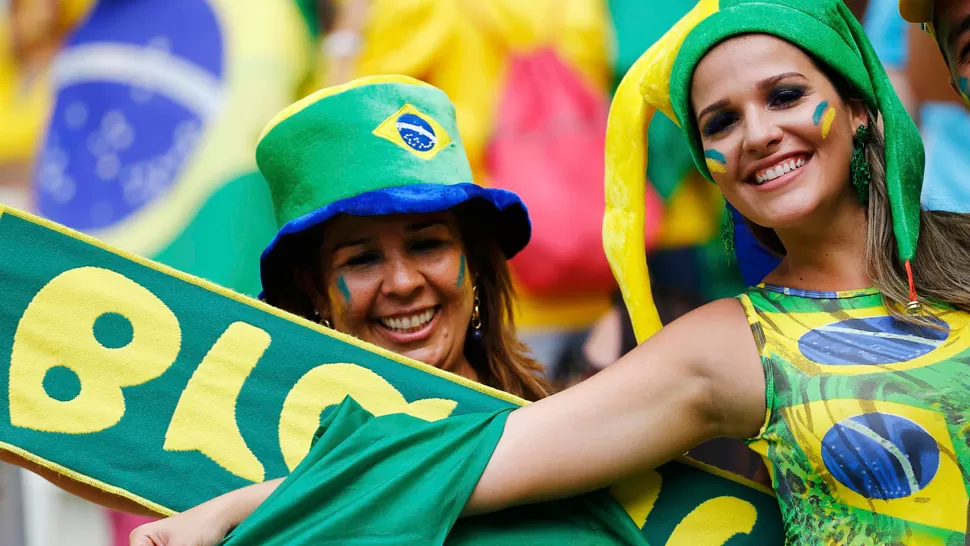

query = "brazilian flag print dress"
[738, 285, 970, 545]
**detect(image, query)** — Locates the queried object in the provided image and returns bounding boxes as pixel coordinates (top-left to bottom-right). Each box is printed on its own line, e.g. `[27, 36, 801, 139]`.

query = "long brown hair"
[270, 203, 553, 401]
[743, 59, 970, 326]
[454, 202, 553, 401]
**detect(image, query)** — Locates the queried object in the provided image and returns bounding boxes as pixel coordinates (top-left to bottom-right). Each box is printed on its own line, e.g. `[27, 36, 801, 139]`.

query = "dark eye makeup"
[703, 112, 739, 137]
[701, 83, 811, 137]
[768, 85, 809, 108]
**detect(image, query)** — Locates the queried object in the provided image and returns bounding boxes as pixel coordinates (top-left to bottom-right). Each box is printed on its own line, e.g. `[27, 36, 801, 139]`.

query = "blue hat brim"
[259, 183, 531, 303]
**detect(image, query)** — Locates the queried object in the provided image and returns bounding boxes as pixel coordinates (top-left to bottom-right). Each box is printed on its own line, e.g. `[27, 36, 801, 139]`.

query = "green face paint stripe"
[704, 149, 726, 165]
[456, 255, 466, 287]
[336, 276, 351, 303]
[812, 101, 830, 125]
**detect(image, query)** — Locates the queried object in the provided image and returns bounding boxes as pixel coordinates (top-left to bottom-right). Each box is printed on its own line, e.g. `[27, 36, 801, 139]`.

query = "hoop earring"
[850, 124, 871, 204]
[313, 308, 332, 329]
[470, 284, 483, 341]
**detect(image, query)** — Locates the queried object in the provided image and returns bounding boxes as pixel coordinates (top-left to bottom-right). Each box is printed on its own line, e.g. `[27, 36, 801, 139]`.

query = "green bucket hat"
[604, 0, 926, 342]
[257, 75, 531, 306]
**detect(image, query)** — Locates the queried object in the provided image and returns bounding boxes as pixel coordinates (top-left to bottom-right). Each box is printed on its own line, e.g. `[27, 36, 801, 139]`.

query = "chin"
[748, 196, 828, 231]
[400, 346, 443, 369]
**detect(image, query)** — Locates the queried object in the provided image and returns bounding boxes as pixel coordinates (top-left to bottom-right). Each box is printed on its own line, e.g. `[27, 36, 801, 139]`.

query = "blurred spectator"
[13, 1, 327, 544]
[0, 0, 94, 210]
[865, 0, 970, 213]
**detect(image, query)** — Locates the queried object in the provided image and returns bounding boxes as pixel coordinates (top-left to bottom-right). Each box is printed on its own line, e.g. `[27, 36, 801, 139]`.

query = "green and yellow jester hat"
[604, 0, 926, 342]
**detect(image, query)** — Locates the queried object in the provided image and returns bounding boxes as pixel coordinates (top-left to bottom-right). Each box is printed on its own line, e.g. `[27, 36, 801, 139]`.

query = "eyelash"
[702, 85, 810, 137]
[768, 86, 807, 107]
[959, 43, 970, 64]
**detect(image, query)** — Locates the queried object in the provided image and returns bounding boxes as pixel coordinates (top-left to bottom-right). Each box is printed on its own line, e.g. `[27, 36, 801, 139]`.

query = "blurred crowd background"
[0, 1, 962, 545]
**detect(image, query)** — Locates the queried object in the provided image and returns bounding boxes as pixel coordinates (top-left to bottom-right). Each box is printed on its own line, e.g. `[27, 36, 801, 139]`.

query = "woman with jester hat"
[134, 0, 970, 544]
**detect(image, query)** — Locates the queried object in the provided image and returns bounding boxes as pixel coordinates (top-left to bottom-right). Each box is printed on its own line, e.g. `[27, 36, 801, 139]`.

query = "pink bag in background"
[488, 46, 662, 297]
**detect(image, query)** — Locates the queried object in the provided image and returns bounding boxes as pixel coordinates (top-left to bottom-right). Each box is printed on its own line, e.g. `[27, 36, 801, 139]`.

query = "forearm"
[197, 477, 284, 529]
[463, 353, 719, 516]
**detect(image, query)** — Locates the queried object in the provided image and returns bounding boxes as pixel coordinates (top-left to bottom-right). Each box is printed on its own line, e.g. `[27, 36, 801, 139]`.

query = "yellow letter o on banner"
[279, 363, 458, 470]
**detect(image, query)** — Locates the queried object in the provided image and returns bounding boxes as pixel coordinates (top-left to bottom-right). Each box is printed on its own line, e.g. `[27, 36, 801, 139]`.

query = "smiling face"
[933, 0, 970, 105]
[310, 212, 475, 376]
[690, 34, 868, 231]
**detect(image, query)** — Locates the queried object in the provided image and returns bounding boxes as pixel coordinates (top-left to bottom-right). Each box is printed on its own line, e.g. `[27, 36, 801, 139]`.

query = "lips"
[750, 153, 811, 185]
[379, 308, 436, 333]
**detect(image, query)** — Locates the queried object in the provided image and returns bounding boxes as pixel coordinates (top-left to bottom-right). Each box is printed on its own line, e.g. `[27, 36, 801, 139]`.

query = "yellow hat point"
[603, 0, 719, 343]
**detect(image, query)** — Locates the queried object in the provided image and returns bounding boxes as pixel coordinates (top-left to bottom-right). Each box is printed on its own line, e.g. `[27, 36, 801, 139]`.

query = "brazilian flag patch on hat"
[373, 104, 452, 159]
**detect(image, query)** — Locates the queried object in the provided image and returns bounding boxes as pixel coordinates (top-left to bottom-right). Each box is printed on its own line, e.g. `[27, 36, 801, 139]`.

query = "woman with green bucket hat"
[130, 75, 554, 546]
[456, 0, 970, 543]
[252, 74, 550, 403]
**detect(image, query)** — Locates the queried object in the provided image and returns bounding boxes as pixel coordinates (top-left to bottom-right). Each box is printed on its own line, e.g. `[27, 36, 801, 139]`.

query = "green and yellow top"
[739, 285, 970, 545]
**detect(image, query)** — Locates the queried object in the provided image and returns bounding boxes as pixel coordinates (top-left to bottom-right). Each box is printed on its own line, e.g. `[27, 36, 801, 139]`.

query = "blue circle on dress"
[797, 316, 948, 365]
[396, 113, 436, 151]
[821, 412, 939, 500]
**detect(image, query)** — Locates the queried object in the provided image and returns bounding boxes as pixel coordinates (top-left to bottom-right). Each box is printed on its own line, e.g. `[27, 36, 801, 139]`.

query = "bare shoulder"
[628, 296, 767, 438]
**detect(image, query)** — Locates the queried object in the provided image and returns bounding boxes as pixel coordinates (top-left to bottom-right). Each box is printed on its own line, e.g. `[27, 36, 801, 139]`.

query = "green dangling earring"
[850, 124, 871, 204]
[721, 203, 735, 264]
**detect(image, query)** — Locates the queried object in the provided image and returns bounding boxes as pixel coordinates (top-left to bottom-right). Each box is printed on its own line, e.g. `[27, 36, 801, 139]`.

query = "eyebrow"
[332, 237, 371, 253]
[696, 72, 807, 122]
[405, 220, 446, 232]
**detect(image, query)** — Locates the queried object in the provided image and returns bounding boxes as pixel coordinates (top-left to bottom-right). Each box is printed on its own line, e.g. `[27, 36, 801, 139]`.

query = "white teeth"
[380, 309, 435, 332]
[755, 156, 808, 184]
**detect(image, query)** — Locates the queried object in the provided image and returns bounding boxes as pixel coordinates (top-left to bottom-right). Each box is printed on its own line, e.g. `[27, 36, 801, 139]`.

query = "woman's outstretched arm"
[464, 298, 768, 515]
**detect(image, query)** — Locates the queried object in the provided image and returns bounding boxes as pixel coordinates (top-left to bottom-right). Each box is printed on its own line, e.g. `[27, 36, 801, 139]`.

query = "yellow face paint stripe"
[820, 107, 837, 139]
[706, 158, 728, 173]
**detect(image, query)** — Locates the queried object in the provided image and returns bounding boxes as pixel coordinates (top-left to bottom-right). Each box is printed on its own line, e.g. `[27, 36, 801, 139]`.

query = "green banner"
[0, 206, 783, 543]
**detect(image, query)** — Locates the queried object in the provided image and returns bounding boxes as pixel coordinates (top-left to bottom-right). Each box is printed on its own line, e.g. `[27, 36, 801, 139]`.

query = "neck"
[766, 197, 871, 291]
[446, 355, 479, 383]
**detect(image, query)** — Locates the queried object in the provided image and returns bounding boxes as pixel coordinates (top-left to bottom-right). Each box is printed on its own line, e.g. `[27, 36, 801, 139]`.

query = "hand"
[129, 478, 284, 546]
[128, 506, 231, 546]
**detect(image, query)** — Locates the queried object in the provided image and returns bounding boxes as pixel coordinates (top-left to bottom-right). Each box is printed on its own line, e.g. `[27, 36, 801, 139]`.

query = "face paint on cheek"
[704, 149, 727, 174]
[336, 275, 352, 303]
[456, 254, 466, 287]
[328, 276, 351, 318]
[813, 100, 837, 139]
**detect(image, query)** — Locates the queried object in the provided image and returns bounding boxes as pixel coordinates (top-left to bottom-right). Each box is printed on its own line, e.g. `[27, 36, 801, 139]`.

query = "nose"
[742, 107, 783, 155]
[381, 255, 425, 299]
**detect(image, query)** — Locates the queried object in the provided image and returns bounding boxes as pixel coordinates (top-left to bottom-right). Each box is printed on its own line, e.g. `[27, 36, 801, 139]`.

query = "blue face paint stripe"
[704, 149, 726, 164]
[336, 276, 351, 303]
[813, 101, 830, 125]
[456, 255, 466, 287]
